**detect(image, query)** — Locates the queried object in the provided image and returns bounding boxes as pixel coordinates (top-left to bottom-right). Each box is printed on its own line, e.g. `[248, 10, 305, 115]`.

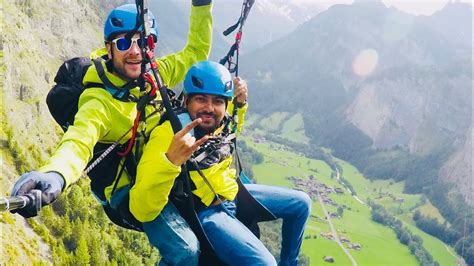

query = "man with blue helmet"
[11, 0, 214, 264]
[132, 61, 311, 265]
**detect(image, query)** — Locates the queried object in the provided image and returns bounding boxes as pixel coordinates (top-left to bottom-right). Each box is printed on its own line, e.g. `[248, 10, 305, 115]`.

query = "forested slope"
[1, 0, 161, 264]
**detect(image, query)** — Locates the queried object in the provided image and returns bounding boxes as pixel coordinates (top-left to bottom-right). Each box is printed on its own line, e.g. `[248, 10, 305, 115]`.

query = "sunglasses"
[111, 36, 154, 52]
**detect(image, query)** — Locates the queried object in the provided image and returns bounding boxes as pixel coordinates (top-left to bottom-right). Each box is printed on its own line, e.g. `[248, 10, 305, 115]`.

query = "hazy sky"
[319, 0, 471, 15]
[382, 0, 470, 15]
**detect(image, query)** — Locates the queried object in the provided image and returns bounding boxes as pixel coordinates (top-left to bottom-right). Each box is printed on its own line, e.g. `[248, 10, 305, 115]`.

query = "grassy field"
[335, 159, 459, 265]
[280, 113, 310, 144]
[241, 111, 460, 265]
[416, 201, 447, 223]
[242, 135, 420, 265]
[258, 112, 289, 131]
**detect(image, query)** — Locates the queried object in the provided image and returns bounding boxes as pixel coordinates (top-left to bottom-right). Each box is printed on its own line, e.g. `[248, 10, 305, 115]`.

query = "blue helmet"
[104, 4, 158, 41]
[184, 61, 234, 100]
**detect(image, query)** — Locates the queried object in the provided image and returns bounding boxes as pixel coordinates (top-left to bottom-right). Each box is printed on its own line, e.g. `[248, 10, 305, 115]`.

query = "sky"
[381, 0, 470, 15]
[316, 0, 472, 16]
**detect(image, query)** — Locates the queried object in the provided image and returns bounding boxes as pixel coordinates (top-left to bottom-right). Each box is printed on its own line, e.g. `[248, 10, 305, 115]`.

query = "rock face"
[346, 63, 471, 153]
[1, 0, 123, 263]
[439, 127, 473, 206]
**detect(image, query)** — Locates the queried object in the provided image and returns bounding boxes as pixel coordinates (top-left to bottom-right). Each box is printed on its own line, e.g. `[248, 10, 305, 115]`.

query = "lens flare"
[352, 49, 379, 77]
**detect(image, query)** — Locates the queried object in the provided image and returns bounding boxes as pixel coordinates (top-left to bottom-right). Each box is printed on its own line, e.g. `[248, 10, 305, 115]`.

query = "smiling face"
[106, 32, 142, 80]
[187, 94, 227, 134]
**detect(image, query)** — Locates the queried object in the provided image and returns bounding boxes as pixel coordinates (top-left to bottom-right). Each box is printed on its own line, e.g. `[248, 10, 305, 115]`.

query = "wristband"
[235, 100, 247, 108]
[192, 0, 211, 6]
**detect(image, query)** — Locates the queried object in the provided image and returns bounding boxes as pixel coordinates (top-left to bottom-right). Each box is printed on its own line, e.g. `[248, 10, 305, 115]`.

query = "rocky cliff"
[1, 0, 119, 263]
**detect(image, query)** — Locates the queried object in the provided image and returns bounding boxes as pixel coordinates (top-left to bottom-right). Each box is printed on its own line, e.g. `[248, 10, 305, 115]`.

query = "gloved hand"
[192, 0, 212, 6]
[11, 171, 65, 218]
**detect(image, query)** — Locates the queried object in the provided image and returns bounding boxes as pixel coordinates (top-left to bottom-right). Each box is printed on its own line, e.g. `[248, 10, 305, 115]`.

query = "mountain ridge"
[239, 1, 472, 205]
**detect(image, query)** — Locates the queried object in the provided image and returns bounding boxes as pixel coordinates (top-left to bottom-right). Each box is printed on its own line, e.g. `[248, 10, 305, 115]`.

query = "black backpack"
[46, 57, 142, 231]
[47, 57, 92, 131]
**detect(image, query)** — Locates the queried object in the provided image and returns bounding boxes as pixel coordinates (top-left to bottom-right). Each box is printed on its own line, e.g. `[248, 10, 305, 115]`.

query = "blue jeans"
[142, 185, 311, 265]
[198, 200, 277, 265]
[142, 203, 200, 266]
[246, 184, 311, 266]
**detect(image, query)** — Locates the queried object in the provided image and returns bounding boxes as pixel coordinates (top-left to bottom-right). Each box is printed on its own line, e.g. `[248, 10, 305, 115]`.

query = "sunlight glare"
[352, 49, 379, 77]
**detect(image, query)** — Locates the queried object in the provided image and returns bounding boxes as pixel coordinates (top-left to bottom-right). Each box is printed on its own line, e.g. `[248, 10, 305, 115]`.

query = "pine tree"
[74, 234, 91, 265]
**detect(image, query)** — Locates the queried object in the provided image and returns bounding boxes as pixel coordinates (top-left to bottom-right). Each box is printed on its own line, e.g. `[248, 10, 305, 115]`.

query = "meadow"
[242, 113, 459, 265]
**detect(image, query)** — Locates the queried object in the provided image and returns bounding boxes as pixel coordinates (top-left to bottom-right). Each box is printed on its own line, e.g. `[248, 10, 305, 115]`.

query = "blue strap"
[239, 171, 253, 184]
[177, 112, 194, 136]
[110, 186, 131, 209]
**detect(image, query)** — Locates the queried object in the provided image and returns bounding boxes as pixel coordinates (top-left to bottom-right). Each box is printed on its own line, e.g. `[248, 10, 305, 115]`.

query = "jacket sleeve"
[129, 121, 181, 222]
[157, 3, 212, 88]
[226, 102, 248, 136]
[38, 94, 112, 189]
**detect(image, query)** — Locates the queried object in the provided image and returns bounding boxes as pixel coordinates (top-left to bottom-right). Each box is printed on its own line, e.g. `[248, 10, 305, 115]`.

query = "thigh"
[198, 204, 276, 266]
[245, 184, 311, 219]
[143, 203, 199, 264]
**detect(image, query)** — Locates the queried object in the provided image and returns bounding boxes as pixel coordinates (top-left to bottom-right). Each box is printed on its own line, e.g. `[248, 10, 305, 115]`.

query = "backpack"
[46, 57, 142, 231]
[47, 57, 92, 131]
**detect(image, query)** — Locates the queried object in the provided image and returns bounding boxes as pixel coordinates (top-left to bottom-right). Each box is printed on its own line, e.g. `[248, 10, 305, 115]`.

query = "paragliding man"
[131, 60, 311, 265]
[10, 0, 310, 264]
[11, 0, 214, 264]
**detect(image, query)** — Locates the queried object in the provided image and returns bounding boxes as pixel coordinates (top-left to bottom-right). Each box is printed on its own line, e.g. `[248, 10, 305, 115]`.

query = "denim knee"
[295, 191, 312, 218]
[175, 242, 200, 265]
[158, 241, 200, 266]
[261, 252, 278, 266]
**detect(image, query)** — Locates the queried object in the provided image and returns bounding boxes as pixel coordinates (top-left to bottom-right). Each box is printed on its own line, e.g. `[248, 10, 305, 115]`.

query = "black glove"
[11, 171, 65, 218]
[192, 0, 212, 6]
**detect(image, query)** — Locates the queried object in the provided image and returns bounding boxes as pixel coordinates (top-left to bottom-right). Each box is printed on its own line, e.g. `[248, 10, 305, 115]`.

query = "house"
[323, 256, 335, 263]
[395, 197, 405, 203]
[340, 237, 350, 243]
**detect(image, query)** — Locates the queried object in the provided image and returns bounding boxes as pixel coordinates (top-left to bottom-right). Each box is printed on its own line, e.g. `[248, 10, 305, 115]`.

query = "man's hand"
[233, 77, 248, 105]
[11, 171, 65, 218]
[166, 118, 209, 166]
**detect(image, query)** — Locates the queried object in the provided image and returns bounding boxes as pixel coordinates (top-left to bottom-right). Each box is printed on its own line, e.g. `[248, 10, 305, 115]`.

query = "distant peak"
[353, 0, 382, 2]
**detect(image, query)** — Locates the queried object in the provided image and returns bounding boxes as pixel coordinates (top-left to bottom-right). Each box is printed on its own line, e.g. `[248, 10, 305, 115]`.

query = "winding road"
[335, 168, 366, 205]
[316, 188, 358, 266]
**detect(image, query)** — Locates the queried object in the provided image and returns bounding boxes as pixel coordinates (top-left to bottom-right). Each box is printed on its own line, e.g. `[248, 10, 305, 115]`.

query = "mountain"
[173, 0, 325, 54]
[420, 1, 472, 51]
[148, 0, 229, 59]
[240, 1, 472, 203]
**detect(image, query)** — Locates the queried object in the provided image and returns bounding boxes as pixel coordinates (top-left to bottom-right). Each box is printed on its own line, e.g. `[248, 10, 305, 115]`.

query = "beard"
[194, 111, 222, 138]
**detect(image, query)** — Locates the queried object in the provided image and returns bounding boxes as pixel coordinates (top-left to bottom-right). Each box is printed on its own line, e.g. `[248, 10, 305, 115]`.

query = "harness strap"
[92, 59, 138, 102]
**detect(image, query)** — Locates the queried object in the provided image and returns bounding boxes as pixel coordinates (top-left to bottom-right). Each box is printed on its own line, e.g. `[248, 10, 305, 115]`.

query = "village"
[289, 175, 363, 263]
[288, 174, 345, 216]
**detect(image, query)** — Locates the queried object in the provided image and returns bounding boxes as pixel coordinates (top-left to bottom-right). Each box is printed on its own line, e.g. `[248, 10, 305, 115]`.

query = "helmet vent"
[191, 76, 204, 89]
[224, 81, 232, 92]
[111, 18, 124, 27]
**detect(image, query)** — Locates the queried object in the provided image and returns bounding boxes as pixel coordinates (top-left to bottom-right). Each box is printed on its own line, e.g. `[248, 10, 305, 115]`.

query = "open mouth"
[126, 61, 141, 65]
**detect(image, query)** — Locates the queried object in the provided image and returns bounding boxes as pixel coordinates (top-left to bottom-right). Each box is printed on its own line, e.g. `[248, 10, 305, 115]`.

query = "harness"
[83, 0, 273, 264]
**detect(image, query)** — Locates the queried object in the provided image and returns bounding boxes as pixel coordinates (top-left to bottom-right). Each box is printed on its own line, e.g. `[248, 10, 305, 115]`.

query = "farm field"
[336, 160, 459, 265]
[242, 135, 417, 265]
[241, 132, 459, 265]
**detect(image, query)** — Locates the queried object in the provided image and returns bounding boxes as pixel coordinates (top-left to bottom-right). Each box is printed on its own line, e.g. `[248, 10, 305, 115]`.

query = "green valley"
[243, 113, 461, 266]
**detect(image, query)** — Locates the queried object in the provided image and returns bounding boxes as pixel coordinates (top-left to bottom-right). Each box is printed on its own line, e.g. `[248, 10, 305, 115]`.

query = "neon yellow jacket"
[130, 104, 248, 222]
[39, 4, 213, 201]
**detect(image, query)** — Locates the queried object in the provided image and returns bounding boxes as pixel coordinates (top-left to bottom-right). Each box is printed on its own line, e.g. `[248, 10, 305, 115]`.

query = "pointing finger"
[176, 118, 202, 137]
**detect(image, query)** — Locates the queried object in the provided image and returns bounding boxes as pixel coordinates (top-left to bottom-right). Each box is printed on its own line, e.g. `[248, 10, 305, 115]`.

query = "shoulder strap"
[92, 59, 137, 102]
[177, 112, 194, 136]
